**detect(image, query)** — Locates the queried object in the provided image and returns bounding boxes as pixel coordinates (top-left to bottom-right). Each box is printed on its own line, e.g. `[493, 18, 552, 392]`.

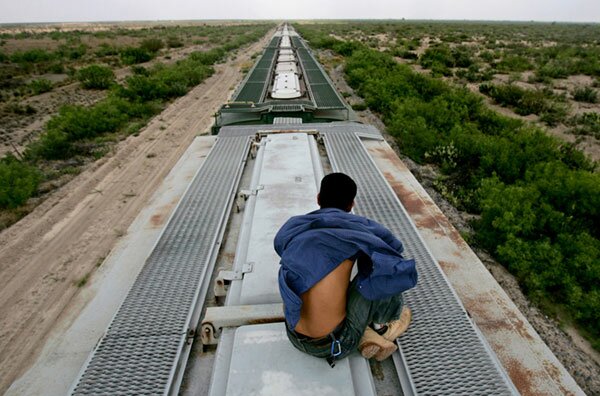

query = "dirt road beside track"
[0, 30, 272, 394]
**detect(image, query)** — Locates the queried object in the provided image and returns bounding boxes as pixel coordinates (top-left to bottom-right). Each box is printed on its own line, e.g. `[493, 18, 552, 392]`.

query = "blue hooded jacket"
[274, 207, 418, 329]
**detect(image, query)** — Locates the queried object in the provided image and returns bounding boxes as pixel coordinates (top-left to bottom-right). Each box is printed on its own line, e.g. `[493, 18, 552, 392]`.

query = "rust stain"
[437, 259, 459, 273]
[382, 170, 427, 216]
[381, 169, 451, 241]
[149, 203, 175, 228]
[374, 146, 409, 172]
[505, 358, 537, 396]
[248, 316, 285, 325]
[543, 360, 574, 396]
[221, 252, 235, 264]
[150, 213, 165, 227]
[462, 295, 516, 334]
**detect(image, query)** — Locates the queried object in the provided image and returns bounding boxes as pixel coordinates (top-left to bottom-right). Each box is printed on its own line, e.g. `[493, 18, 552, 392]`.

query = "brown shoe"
[381, 307, 412, 341]
[358, 327, 398, 360]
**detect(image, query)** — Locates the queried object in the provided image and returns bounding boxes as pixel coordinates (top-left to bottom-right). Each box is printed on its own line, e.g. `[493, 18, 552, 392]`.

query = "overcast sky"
[1, 0, 599, 24]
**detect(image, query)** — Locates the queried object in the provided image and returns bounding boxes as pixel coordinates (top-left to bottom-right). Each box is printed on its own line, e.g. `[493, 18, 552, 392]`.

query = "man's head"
[317, 172, 357, 212]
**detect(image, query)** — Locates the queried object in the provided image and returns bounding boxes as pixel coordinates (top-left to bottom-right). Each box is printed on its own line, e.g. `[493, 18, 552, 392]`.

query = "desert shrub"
[166, 36, 184, 48]
[479, 50, 496, 63]
[57, 43, 87, 60]
[46, 101, 128, 141]
[572, 86, 598, 103]
[189, 48, 226, 65]
[48, 62, 64, 73]
[351, 102, 367, 111]
[476, 164, 600, 335]
[95, 43, 119, 57]
[535, 60, 571, 80]
[28, 78, 53, 95]
[0, 154, 40, 208]
[10, 48, 53, 63]
[398, 50, 418, 60]
[140, 38, 164, 53]
[76, 64, 115, 89]
[420, 45, 473, 70]
[452, 46, 474, 68]
[29, 96, 155, 160]
[420, 45, 454, 69]
[456, 64, 494, 82]
[120, 47, 153, 65]
[568, 112, 600, 139]
[119, 60, 213, 101]
[130, 65, 149, 75]
[497, 55, 533, 72]
[479, 83, 568, 124]
[539, 102, 569, 126]
[28, 129, 72, 159]
[6, 102, 36, 115]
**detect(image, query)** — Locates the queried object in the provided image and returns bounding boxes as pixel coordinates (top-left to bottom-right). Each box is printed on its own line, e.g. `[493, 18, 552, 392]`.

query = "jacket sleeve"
[367, 219, 404, 254]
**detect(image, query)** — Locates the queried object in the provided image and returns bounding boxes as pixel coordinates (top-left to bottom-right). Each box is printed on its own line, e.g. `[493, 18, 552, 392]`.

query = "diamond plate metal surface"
[323, 132, 516, 395]
[233, 47, 276, 103]
[296, 47, 346, 109]
[71, 136, 251, 395]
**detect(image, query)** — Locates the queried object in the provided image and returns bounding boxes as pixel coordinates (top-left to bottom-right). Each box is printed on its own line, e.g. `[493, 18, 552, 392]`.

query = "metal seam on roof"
[71, 136, 251, 395]
[323, 131, 517, 395]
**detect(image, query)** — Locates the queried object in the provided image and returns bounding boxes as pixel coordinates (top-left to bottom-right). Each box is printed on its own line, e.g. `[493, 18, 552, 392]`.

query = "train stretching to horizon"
[12, 23, 583, 396]
[212, 24, 354, 132]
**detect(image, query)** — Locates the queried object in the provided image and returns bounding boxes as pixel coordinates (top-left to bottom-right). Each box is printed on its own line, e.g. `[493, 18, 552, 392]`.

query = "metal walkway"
[233, 44, 278, 103]
[296, 46, 347, 109]
[323, 131, 517, 395]
[70, 136, 251, 395]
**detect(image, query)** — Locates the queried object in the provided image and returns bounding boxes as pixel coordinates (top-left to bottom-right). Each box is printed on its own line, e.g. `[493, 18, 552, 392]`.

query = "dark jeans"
[285, 277, 404, 361]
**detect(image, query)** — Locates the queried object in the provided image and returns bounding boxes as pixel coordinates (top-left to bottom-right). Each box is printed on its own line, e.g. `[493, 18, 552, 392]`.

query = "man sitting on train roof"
[274, 173, 418, 367]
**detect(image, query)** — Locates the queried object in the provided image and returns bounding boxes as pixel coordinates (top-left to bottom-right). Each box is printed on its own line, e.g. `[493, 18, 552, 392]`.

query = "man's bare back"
[294, 259, 354, 338]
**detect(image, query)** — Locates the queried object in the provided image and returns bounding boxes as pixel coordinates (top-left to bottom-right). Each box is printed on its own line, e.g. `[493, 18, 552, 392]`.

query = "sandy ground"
[324, 58, 600, 395]
[0, 30, 272, 394]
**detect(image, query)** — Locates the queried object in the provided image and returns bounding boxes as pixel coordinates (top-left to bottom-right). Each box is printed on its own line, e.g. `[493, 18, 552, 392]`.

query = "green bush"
[166, 36, 184, 48]
[76, 64, 115, 89]
[189, 48, 226, 65]
[568, 112, 600, 139]
[120, 47, 153, 65]
[479, 82, 568, 124]
[351, 102, 367, 111]
[456, 64, 494, 82]
[28, 129, 72, 159]
[496, 55, 533, 72]
[419, 45, 473, 71]
[0, 154, 40, 208]
[57, 43, 87, 60]
[118, 56, 213, 101]
[140, 38, 164, 53]
[28, 78, 53, 95]
[95, 43, 119, 57]
[10, 48, 53, 63]
[572, 86, 598, 103]
[28, 97, 155, 160]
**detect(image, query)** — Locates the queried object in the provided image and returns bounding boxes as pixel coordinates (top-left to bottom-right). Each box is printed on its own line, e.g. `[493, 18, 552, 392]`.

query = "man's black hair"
[319, 172, 357, 211]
